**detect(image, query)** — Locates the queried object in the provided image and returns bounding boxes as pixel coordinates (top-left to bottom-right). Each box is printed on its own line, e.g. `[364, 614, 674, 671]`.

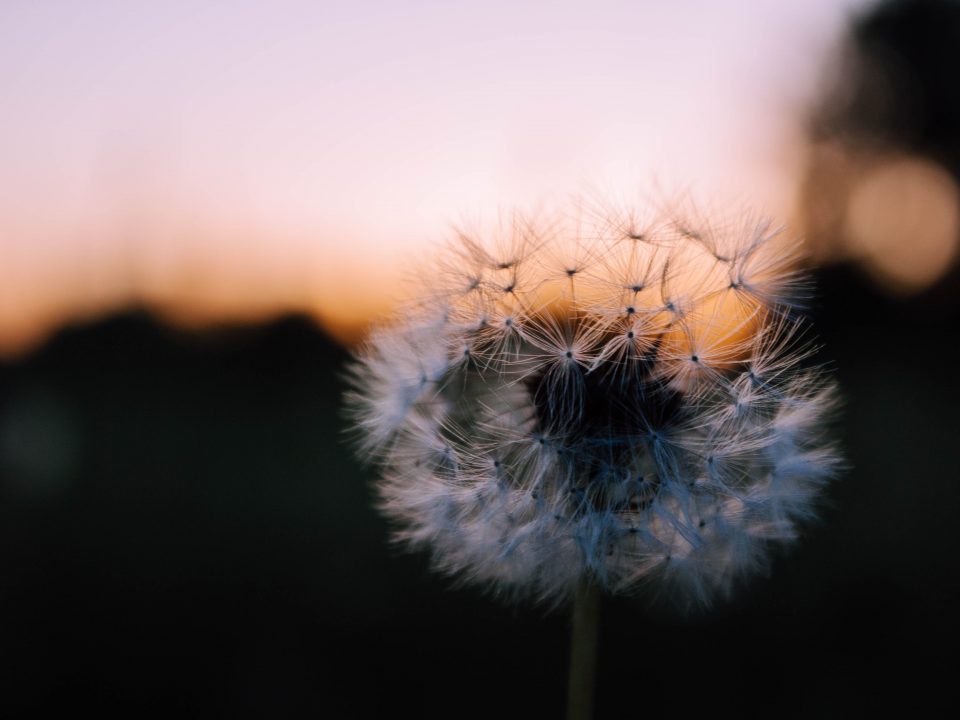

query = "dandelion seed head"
[346, 202, 842, 610]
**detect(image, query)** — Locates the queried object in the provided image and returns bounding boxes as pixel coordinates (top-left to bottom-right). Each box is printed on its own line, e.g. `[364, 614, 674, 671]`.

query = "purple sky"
[0, 0, 869, 351]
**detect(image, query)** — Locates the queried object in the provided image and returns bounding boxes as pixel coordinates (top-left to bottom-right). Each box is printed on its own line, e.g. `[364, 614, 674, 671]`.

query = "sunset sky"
[0, 0, 873, 354]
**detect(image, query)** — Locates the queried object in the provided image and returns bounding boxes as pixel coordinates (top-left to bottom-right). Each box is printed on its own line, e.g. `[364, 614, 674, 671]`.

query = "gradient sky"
[0, 0, 870, 353]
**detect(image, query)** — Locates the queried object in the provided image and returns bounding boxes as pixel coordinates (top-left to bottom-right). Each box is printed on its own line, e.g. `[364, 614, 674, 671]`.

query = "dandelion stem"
[566, 579, 600, 720]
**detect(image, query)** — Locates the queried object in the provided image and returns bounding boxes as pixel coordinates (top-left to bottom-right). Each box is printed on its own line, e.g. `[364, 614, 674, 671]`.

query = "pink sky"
[0, 0, 869, 353]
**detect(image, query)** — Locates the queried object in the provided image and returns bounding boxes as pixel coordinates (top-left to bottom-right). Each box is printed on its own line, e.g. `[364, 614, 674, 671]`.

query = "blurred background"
[1, 0, 958, 716]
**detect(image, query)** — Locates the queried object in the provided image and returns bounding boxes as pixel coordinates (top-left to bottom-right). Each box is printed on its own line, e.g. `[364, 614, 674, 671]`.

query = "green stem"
[566, 579, 600, 720]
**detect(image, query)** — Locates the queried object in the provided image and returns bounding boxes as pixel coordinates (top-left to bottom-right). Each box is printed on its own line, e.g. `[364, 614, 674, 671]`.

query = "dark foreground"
[0, 265, 957, 717]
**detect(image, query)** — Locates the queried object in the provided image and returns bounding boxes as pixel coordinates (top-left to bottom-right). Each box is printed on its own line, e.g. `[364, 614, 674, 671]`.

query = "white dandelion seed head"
[345, 202, 842, 610]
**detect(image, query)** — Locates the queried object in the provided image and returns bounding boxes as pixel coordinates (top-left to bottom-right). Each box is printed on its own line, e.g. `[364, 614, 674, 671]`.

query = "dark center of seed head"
[528, 345, 683, 445]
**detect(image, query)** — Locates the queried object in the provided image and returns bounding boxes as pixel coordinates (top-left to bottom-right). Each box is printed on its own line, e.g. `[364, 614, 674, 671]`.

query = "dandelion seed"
[345, 202, 842, 611]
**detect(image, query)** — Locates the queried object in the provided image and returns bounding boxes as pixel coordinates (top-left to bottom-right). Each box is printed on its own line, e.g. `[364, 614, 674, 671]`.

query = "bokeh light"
[798, 0, 960, 296]
[844, 155, 960, 291]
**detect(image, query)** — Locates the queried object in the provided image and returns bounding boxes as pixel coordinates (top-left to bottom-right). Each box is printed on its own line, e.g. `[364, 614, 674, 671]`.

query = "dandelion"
[345, 200, 841, 717]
